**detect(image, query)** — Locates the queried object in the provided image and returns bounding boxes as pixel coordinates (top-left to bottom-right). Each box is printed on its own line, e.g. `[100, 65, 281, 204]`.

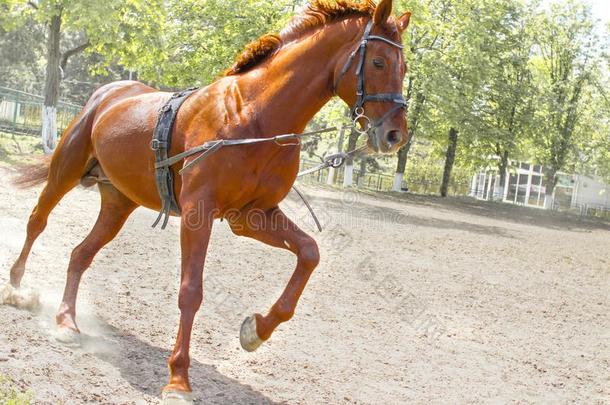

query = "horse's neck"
[236, 19, 363, 135]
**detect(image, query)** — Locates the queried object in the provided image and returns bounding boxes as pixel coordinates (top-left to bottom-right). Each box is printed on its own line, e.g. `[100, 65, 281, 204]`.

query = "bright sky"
[542, 0, 610, 24]
[585, 0, 610, 23]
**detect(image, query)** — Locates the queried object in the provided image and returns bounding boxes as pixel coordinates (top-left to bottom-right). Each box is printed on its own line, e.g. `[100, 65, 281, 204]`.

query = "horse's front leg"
[162, 193, 214, 404]
[229, 206, 319, 351]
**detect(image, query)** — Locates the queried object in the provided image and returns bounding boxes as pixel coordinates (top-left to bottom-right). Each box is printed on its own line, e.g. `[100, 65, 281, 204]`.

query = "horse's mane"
[224, 0, 376, 76]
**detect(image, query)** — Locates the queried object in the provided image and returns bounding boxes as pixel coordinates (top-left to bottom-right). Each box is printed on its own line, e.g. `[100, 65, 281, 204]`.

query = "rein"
[154, 127, 339, 175]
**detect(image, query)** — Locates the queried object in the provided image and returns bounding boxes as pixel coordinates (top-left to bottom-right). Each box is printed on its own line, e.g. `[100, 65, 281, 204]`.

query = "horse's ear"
[373, 0, 393, 26]
[397, 11, 411, 33]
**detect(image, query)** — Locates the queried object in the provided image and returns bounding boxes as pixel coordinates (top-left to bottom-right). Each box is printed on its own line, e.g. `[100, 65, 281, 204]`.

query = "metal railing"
[298, 158, 470, 195]
[0, 86, 81, 136]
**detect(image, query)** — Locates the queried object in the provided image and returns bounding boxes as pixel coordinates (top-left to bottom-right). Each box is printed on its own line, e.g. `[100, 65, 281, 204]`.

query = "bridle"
[333, 20, 407, 139]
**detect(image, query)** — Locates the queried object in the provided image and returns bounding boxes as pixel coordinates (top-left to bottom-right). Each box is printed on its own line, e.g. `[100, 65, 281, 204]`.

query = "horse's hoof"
[161, 390, 193, 405]
[1, 283, 41, 312]
[240, 314, 264, 352]
[53, 327, 81, 346]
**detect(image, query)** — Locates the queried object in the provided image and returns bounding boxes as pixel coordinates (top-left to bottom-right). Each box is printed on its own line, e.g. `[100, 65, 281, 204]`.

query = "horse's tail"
[12, 156, 52, 188]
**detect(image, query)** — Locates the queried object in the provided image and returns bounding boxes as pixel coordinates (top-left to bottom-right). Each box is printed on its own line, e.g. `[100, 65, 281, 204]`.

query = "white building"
[470, 161, 610, 214]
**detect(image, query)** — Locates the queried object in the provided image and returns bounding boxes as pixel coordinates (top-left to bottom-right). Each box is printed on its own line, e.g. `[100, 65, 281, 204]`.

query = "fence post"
[12, 98, 19, 127]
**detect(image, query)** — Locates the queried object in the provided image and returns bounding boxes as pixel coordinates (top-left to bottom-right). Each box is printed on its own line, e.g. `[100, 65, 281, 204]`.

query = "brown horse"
[5, 0, 410, 402]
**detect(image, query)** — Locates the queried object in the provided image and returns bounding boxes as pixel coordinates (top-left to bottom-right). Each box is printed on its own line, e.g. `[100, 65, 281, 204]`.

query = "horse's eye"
[372, 58, 385, 69]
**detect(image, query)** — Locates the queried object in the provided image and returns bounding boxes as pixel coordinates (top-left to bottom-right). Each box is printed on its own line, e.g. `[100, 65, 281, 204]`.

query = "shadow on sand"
[81, 324, 280, 405]
[298, 193, 516, 238]
[294, 186, 610, 234]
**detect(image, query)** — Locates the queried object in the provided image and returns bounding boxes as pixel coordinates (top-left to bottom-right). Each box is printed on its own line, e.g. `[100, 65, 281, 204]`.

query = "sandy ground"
[0, 166, 608, 404]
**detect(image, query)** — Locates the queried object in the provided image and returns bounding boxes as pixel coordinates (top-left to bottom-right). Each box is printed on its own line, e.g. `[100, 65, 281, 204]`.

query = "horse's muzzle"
[372, 127, 405, 153]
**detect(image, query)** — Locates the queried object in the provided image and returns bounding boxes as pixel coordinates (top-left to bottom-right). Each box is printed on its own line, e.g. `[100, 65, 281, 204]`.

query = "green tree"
[0, 0, 165, 153]
[469, 1, 537, 200]
[529, 0, 602, 207]
[158, 0, 293, 87]
[419, 0, 500, 197]
[392, 0, 444, 191]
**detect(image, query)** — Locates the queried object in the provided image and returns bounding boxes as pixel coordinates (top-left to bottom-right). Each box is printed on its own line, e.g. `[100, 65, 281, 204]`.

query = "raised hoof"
[53, 327, 81, 346]
[162, 390, 194, 405]
[240, 315, 264, 352]
[1, 284, 41, 312]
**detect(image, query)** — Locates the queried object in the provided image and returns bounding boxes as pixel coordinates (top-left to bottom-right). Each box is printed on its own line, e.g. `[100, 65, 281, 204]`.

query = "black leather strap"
[332, 20, 407, 125]
[151, 87, 197, 229]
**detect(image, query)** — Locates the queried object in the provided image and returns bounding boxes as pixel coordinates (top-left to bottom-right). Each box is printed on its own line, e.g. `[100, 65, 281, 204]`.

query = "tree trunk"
[357, 157, 366, 186]
[544, 168, 557, 209]
[494, 150, 509, 201]
[343, 128, 359, 187]
[393, 138, 412, 192]
[42, 10, 62, 154]
[393, 90, 424, 192]
[440, 128, 458, 197]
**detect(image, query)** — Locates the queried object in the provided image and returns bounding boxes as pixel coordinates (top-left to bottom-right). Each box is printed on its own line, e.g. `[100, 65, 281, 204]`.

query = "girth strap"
[151, 87, 198, 229]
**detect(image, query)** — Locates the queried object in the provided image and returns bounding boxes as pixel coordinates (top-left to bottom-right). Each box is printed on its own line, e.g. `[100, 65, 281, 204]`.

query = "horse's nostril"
[386, 130, 400, 145]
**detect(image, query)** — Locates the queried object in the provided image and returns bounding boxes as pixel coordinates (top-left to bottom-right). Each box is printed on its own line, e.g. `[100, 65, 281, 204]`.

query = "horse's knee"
[298, 238, 319, 270]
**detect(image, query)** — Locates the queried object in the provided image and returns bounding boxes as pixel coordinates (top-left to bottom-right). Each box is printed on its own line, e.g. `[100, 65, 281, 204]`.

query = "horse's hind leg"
[9, 111, 94, 289]
[9, 180, 76, 288]
[229, 206, 319, 351]
[5, 159, 90, 311]
[55, 183, 136, 335]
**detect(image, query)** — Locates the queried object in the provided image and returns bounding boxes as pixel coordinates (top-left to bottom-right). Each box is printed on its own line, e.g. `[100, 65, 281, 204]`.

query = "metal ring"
[330, 156, 345, 168]
[353, 112, 371, 137]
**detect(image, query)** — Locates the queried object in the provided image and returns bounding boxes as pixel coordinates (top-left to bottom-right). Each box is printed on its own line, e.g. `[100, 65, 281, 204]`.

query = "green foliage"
[157, 0, 293, 87]
[0, 374, 33, 405]
[404, 139, 474, 195]
[528, 0, 603, 186]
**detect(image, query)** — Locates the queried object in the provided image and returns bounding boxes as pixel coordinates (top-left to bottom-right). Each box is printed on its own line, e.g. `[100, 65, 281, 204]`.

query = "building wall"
[572, 175, 610, 209]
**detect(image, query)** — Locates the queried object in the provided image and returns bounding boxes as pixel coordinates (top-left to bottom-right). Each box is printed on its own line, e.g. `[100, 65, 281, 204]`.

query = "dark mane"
[224, 0, 376, 76]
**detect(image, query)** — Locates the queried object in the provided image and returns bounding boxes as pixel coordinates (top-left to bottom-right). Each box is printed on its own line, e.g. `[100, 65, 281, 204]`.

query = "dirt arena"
[0, 166, 608, 404]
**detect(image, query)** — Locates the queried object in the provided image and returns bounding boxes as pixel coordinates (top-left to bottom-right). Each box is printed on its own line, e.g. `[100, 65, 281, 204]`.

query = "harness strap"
[354, 21, 374, 112]
[363, 93, 407, 103]
[291, 186, 322, 232]
[332, 19, 407, 128]
[293, 144, 367, 233]
[151, 88, 197, 229]
[371, 103, 407, 128]
[154, 127, 337, 171]
[366, 35, 404, 48]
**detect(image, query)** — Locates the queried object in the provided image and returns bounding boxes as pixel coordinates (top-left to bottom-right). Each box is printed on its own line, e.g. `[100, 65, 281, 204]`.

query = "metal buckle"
[326, 153, 347, 168]
[150, 139, 165, 150]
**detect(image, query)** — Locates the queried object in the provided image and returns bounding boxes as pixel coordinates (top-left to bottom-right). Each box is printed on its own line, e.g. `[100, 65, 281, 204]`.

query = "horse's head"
[334, 0, 411, 154]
